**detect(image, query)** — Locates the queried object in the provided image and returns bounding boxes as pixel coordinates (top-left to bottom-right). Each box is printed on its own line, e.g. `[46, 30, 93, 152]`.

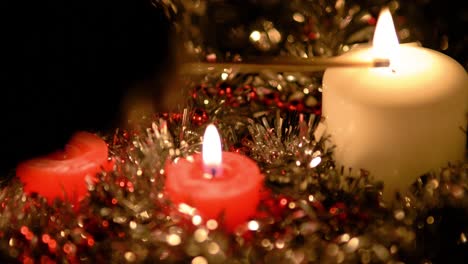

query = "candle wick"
[203, 167, 221, 179]
[211, 168, 217, 177]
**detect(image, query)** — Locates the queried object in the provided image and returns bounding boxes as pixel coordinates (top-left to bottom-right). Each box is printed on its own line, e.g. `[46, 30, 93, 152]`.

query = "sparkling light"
[292, 13, 305, 23]
[345, 237, 360, 253]
[178, 203, 196, 216]
[275, 240, 285, 249]
[247, 220, 259, 231]
[461, 233, 467, 243]
[124, 251, 137, 262]
[194, 228, 208, 243]
[192, 215, 203, 226]
[206, 219, 218, 230]
[221, 72, 229, 80]
[261, 239, 271, 248]
[207, 242, 220, 254]
[166, 234, 181, 246]
[192, 256, 208, 264]
[426, 216, 434, 225]
[309, 156, 322, 168]
[288, 202, 296, 209]
[249, 31, 261, 42]
[339, 233, 350, 243]
[267, 28, 281, 44]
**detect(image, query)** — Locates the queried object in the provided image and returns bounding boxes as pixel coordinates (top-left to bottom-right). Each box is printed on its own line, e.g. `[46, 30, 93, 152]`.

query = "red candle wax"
[16, 132, 112, 205]
[165, 152, 263, 231]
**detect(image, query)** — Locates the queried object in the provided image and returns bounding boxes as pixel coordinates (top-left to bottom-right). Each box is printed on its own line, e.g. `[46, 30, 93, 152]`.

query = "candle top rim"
[165, 151, 263, 197]
[16, 132, 109, 176]
[323, 46, 468, 108]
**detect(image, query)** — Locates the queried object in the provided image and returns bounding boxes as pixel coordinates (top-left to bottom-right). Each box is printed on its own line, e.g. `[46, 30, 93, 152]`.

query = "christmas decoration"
[1, 0, 467, 263]
[1, 97, 467, 263]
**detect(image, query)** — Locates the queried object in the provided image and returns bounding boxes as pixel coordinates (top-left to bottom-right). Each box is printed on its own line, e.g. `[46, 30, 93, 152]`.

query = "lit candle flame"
[372, 7, 399, 68]
[202, 124, 223, 177]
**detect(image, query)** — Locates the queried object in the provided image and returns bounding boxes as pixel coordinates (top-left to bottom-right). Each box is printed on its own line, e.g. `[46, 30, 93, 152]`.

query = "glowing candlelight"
[165, 124, 264, 231]
[202, 124, 223, 177]
[323, 7, 468, 199]
[372, 8, 400, 68]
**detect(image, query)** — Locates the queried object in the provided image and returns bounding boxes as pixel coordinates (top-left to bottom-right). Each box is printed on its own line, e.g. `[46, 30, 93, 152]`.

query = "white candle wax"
[323, 45, 468, 198]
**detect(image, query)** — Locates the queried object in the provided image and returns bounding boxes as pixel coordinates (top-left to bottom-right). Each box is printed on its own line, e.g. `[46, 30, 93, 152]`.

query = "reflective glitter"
[344, 237, 359, 253]
[372, 244, 390, 261]
[309, 156, 322, 168]
[460, 233, 467, 243]
[8, 238, 15, 247]
[250, 31, 261, 42]
[338, 233, 350, 243]
[206, 220, 218, 230]
[275, 239, 285, 249]
[178, 203, 196, 216]
[288, 202, 296, 209]
[261, 239, 271, 248]
[308, 195, 315, 202]
[426, 216, 434, 225]
[247, 220, 259, 231]
[166, 234, 182, 246]
[207, 242, 220, 255]
[394, 210, 405, 220]
[194, 229, 208, 243]
[192, 215, 203, 226]
[293, 13, 305, 23]
[124, 251, 136, 262]
[390, 245, 398, 254]
[192, 256, 208, 264]
[221, 72, 229, 81]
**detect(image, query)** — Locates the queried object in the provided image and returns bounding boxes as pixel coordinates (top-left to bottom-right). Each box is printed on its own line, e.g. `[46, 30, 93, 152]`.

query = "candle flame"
[202, 124, 223, 177]
[372, 7, 399, 67]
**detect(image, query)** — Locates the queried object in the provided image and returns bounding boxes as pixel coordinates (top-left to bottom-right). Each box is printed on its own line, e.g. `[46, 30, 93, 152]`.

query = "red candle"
[16, 132, 112, 205]
[165, 125, 263, 231]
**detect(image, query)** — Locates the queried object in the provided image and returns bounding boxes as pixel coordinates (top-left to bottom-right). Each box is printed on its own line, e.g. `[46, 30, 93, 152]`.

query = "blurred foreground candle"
[165, 124, 263, 231]
[17, 132, 112, 206]
[322, 8, 468, 198]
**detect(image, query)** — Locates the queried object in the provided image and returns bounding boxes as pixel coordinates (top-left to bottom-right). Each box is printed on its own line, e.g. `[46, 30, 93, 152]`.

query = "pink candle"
[165, 125, 263, 231]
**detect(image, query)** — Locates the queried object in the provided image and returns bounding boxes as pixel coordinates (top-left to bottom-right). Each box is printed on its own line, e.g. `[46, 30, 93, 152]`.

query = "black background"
[0, 0, 172, 173]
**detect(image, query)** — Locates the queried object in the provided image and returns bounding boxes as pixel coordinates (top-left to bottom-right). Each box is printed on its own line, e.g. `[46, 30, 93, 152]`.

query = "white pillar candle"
[322, 8, 468, 198]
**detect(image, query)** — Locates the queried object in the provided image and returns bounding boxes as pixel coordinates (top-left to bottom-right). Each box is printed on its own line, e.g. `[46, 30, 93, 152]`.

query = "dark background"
[0, 0, 465, 174]
[402, 0, 467, 69]
[0, 0, 173, 174]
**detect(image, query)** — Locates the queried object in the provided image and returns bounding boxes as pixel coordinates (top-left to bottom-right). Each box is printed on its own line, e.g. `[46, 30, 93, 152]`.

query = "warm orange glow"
[372, 7, 399, 66]
[202, 124, 223, 176]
